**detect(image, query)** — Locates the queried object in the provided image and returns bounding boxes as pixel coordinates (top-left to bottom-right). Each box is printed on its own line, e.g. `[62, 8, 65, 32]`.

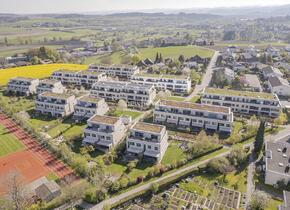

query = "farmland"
[0, 64, 87, 85]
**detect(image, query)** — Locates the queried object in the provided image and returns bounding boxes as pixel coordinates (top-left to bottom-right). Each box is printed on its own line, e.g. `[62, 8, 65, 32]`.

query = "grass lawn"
[0, 92, 35, 113]
[162, 141, 187, 165]
[138, 46, 214, 60]
[191, 169, 247, 193]
[0, 125, 24, 157]
[265, 198, 283, 210]
[166, 96, 185, 102]
[189, 96, 200, 103]
[180, 180, 208, 196]
[0, 64, 87, 85]
[111, 109, 143, 120]
[87, 46, 214, 65]
[46, 172, 59, 181]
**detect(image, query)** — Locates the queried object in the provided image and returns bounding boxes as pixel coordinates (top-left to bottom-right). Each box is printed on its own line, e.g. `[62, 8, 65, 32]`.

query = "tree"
[150, 182, 159, 194]
[254, 120, 266, 157]
[127, 160, 138, 172]
[228, 144, 248, 167]
[178, 55, 185, 63]
[159, 53, 163, 63]
[155, 52, 159, 63]
[131, 54, 141, 64]
[207, 157, 233, 175]
[274, 112, 287, 126]
[250, 191, 269, 210]
[31, 56, 40, 65]
[4, 37, 8, 45]
[117, 99, 127, 111]
[5, 172, 28, 210]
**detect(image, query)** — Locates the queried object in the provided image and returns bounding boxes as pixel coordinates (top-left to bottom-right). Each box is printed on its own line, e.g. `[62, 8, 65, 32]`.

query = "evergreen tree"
[254, 120, 266, 156]
[178, 54, 185, 63]
[159, 53, 163, 63]
[155, 52, 159, 63]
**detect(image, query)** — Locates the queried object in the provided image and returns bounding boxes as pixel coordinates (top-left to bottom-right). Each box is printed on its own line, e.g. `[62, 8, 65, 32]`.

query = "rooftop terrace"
[132, 122, 165, 134]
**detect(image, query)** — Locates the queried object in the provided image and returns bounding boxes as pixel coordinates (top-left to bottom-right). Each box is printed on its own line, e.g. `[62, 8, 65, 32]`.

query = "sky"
[1, 0, 290, 14]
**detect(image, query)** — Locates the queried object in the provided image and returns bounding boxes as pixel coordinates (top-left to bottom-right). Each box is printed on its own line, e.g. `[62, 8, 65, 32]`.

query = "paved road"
[185, 51, 219, 101]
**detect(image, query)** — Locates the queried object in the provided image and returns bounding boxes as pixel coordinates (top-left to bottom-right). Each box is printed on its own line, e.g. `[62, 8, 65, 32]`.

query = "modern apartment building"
[264, 137, 290, 186]
[201, 88, 281, 118]
[51, 70, 107, 87]
[154, 100, 233, 133]
[36, 79, 66, 94]
[35, 92, 76, 117]
[89, 64, 140, 79]
[83, 115, 127, 149]
[90, 81, 156, 109]
[7, 77, 39, 96]
[126, 122, 168, 162]
[131, 73, 192, 94]
[74, 95, 109, 121]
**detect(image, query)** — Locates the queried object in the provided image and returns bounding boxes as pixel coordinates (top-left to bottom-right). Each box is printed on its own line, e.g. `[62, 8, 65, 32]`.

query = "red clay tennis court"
[0, 150, 51, 194]
[0, 112, 75, 193]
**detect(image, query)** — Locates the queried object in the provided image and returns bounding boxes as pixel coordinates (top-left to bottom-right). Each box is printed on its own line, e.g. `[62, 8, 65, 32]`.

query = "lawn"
[0, 92, 35, 113]
[166, 96, 185, 102]
[86, 46, 214, 64]
[111, 109, 143, 120]
[0, 125, 24, 157]
[265, 198, 283, 210]
[0, 64, 87, 85]
[162, 141, 187, 165]
[189, 96, 200, 103]
[138, 46, 214, 60]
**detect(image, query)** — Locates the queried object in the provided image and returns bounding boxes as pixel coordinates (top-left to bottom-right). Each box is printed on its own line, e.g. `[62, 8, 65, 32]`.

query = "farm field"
[0, 124, 24, 157]
[0, 64, 87, 85]
[84, 46, 214, 64]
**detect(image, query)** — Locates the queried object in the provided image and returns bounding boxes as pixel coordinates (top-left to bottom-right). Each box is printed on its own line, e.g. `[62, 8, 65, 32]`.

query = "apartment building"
[90, 81, 156, 109]
[74, 95, 109, 121]
[126, 122, 168, 162]
[89, 64, 140, 79]
[154, 100, 233, 133]
[131, 73, 192, 94]
[83, 115, 127, 149]
[264, 137, 290, 186]
[36, 79, 65, 94]
[201, 88, 281, 118]
[7, 77, 39, 96]
[35, 92, 76, 117]
[51, 70, 107, 87]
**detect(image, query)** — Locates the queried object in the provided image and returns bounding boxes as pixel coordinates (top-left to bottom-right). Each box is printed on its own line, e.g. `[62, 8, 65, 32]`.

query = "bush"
[150, 182, 159, 194]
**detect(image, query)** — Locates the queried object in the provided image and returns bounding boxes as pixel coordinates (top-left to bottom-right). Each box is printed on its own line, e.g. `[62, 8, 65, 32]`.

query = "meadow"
[0, 64, 87, 85]
[84, 46, 214, 65]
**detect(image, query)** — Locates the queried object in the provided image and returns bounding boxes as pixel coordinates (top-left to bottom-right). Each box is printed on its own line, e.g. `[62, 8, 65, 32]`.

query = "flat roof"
[244, 74, 262, 90]
[89, 115, 119, 125]
[159, 100, 230, 114]
[11, 77, 37, 82]
[132, 122, 165, 134]
[204, 88, 275, 100]
[78, 95, 102, 104]
[89, 64, 137, 69]
[40, 92, 74, 100]
[93, 81, 154, 90]
[77, 70, 104, 76]
[265, 140, 290, 177]
[39, 79, 61, 85]
[134, 73, 188, 80]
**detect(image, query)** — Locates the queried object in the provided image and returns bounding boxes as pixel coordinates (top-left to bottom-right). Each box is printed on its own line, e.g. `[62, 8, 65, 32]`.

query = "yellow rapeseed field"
[0, 64, 88, 85]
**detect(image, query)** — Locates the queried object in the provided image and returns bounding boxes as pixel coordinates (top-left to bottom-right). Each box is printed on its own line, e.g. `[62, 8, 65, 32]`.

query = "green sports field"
[0, 125, 24, 157]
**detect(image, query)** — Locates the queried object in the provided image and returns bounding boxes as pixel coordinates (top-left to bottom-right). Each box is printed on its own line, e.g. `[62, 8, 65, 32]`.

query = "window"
[92, 134, 96, 137]
[154, 147, 158, 151]
[136, 143, 141, 147]
[148, 145, 151, 149]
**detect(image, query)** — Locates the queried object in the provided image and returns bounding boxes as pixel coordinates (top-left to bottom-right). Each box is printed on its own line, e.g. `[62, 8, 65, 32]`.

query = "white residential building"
[131, 73, 192, 94]
[201, 88, 281, 118]
[126, 122, 168, 162]
[90, 81, 156, 109]
[265, 138, 290, 186]
[262, 66, 283, 79]
[7, 77, 39, 96]
[83, 115, 127, 149]
[51, 70, 107, 87]
[154, 100, 233, 133]
[35, 92, 76, 117]
[74, 95, 109, 121]
[89, 64, 140, 79]
[268, 76, 290, 97]
[36, 79, 65, 94]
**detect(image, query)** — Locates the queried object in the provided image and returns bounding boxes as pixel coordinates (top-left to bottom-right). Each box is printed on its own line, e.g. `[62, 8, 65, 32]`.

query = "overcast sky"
[1, 0, 290, 14]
